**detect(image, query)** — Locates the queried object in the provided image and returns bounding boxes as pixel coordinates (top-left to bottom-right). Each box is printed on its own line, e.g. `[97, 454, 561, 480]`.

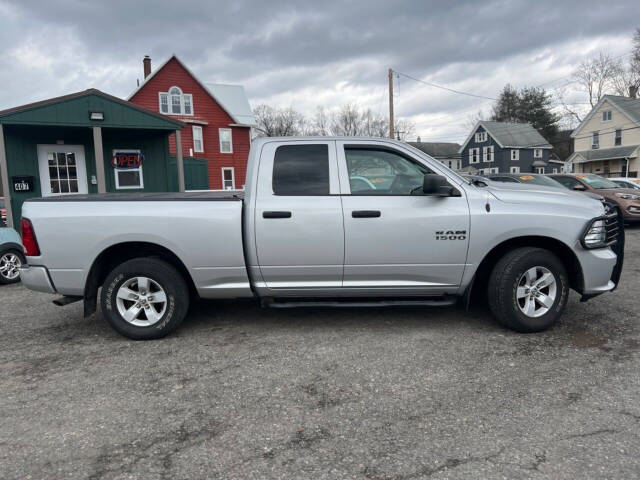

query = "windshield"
[577, 174, 619, 189]
[515, 175, 564, 188]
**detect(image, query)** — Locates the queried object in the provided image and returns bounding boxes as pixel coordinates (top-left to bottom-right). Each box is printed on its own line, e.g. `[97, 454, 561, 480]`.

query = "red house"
[128, 55, 255, 190]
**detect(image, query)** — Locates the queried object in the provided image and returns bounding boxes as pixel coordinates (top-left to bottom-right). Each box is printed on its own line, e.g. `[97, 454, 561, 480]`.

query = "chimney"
[630, 85, 638, 99]
[143, 55, 151, 79]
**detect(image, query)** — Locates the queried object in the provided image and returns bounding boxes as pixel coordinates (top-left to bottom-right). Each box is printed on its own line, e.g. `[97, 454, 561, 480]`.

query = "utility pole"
[388, 68, 394, 139]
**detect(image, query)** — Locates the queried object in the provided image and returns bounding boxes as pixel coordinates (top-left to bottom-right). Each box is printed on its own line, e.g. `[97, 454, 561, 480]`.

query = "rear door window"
[272, 145, 330, 195]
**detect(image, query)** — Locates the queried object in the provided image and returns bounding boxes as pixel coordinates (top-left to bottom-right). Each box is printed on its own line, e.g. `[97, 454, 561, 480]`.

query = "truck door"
[336, 141, 470, 293]
[254, 140, 344, 289]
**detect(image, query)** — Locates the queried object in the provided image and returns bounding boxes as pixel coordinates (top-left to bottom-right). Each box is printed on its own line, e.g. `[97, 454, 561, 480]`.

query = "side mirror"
[423, 174, 459, 197]
[573, 184, 586, 191]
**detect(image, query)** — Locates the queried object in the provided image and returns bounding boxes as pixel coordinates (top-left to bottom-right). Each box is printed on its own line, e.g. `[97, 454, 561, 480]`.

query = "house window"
[192, 126, 204, 153]
[510, 166, 520, 173]
[592, 131, 599, 149]
[511, 149, 519, 161]
[475, 131, 487, 142]
[159, 86, 193, 116]
[533, 148, 543, 158]
[113, 150, 144, 190]
[469, 148, 480, 164]
[552, 168, 558, 173]
[159, 93, 169, 114]
[222, 168, 235, 190]
[219, 128, 233, 153]
[483, 145, 494, 162]
[615, 129, 622, 146]
[602, 110, 612, 122]
[535, 167, 545, 174]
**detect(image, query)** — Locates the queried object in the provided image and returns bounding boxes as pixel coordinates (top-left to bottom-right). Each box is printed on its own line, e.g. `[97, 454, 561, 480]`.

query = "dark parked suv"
[548, 173, 640, 223]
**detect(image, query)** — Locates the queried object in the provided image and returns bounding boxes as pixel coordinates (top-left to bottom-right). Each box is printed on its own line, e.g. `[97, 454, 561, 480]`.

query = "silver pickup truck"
[20, 137, 624, 339]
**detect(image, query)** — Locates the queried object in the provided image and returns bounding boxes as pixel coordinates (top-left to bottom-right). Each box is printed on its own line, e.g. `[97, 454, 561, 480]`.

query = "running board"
[262, 297, 458, 309]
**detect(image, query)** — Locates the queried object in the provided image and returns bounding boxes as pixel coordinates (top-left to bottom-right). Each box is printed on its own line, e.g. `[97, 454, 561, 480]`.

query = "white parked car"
[609, 177, 640, 190]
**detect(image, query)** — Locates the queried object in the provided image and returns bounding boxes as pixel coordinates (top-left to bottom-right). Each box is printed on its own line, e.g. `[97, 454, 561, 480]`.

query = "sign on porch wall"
[112, 151, 145, 169]
[12, 176, 35, 193]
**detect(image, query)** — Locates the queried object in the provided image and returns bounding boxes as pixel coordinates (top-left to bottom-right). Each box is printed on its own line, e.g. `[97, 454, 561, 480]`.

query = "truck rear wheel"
[100, 258, 189, 340]
[488, 247, 569, 333]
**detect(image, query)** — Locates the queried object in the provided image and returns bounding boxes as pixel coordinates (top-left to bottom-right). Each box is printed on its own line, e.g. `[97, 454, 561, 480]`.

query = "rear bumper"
[19, 265, 56, 294]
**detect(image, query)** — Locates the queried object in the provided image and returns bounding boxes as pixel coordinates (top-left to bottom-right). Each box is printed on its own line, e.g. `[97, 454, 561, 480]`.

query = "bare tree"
[331, 103, 362, 136]
[465, 109, 486, 130]
[254, 102, 414, 140]
[557, 52, 624, 124]
[573, 52, 624, 107]
[305, 106, 330, 136]
[393, 118, 415, 141]
[253, 104, 306, 137]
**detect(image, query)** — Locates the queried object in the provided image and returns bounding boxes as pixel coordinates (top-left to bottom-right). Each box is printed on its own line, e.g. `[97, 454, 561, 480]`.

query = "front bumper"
[19, 265, 57, 294]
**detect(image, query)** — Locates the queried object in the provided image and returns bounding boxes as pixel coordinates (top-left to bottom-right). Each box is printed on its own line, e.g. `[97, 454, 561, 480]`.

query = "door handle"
[263, 211, 292, 219]
[352, 210, 381, 218]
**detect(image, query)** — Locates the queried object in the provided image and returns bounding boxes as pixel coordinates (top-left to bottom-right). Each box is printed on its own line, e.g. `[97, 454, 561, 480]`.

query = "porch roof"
[0, 89, 184, 130]
[572, 145, 639, 163]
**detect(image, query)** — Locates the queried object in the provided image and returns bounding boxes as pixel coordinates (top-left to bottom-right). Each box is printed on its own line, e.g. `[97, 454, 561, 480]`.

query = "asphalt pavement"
[1, 227, 640, 479]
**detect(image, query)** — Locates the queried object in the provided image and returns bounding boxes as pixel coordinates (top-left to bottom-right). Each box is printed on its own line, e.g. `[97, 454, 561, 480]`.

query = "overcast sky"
[0, 0, 637, 142]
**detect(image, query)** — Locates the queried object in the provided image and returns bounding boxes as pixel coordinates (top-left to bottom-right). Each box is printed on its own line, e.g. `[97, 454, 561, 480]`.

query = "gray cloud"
[0, 0, 637, 140]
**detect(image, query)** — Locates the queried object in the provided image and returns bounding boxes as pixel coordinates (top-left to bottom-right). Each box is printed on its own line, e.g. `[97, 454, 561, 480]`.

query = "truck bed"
[22, 192, 251, 299]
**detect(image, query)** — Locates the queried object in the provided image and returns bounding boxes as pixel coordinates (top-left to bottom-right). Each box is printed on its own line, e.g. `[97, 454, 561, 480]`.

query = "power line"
[394, 70, 498, 101]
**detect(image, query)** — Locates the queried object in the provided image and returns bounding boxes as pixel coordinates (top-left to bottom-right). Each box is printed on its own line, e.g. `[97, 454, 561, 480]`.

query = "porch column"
[0, 124, 14, 228]
[92, 126, 106, 194]
[175, 129, 185, 192]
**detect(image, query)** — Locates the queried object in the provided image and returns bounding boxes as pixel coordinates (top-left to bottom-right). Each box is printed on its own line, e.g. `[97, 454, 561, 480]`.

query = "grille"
[603, 202, 620, 246]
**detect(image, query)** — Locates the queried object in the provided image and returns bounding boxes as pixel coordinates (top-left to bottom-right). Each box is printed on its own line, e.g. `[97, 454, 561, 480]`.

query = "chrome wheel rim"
[0, 253, 21, 280]
[516, 266, 557, 318]
[116, 277, 167, 327]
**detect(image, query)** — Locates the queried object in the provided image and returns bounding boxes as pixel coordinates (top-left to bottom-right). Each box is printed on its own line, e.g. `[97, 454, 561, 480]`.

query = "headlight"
[582, 218, 607, 249]
[615, 193, 640, 200]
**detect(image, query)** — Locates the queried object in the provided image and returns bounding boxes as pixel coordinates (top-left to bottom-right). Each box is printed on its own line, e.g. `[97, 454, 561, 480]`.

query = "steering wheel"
[350, 176, 376, 192]
[389, 174, 417, 194]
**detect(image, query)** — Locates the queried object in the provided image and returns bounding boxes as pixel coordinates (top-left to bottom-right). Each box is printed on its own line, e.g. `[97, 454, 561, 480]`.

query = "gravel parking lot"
[1, 228, 639, 479]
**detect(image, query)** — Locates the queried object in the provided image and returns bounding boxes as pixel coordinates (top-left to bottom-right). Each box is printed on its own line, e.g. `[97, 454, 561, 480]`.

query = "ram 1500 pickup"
[19, 137, 624, 339]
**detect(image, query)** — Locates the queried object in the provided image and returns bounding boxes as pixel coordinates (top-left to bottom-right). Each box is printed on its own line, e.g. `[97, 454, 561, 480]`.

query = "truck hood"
[485, 181, 603, 211]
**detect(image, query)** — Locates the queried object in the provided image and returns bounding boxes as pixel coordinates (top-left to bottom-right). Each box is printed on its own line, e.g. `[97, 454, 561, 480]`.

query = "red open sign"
[112, 152, 144, 169]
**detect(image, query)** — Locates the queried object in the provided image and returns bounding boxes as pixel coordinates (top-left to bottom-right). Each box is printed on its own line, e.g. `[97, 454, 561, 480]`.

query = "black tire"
[100, 258, 189, 340]
[0, 249, 25, 285]
[488, 247, 569, 333]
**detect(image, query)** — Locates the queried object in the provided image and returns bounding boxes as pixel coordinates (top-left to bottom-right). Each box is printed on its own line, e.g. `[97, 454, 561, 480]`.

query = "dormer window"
[159, 87, 193, 116]
[475, 131, 487, 142]
[601, 110, 612, 122]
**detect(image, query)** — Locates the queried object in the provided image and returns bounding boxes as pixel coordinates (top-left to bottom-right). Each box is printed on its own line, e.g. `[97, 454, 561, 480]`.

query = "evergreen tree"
[491, 84, 559, 140]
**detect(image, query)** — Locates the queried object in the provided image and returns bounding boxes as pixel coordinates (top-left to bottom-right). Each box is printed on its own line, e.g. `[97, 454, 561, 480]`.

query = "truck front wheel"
[100, 258, 189, 340]
[488, 247, 569, 333]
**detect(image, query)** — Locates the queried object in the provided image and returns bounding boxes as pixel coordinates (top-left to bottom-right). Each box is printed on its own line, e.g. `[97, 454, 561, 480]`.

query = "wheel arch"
[83, 241, 196, 317]
[469, 235, 584, 305]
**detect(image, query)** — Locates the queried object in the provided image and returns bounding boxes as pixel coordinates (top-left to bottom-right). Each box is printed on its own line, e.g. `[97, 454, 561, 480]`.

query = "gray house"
[459, 121, 553, 174]
[408, 139, 461, 170]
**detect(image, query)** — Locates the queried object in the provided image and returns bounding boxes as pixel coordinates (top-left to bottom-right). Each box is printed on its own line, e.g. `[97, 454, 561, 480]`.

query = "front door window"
[47, 152, 79, 194]
[37, 145, 88, 196]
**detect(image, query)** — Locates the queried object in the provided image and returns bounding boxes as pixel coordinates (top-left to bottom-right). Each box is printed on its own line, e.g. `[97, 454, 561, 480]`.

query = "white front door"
[37, 145, 88, 196]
